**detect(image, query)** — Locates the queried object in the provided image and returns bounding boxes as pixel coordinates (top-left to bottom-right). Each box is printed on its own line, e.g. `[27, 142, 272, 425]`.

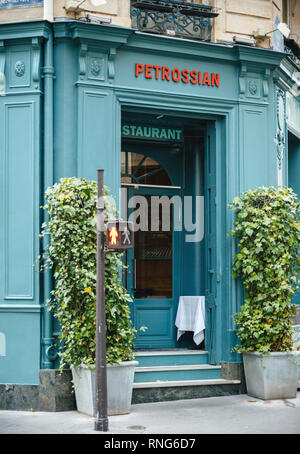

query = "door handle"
[134, 258, 136, 290]
[131, 258, 136, 290]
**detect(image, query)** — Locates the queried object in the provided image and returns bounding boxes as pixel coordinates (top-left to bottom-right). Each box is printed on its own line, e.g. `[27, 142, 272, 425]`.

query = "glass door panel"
[134, 195, 173, 299]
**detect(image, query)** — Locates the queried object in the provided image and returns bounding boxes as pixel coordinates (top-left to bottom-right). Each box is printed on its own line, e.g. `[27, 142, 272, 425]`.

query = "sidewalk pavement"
[0, 392, 300, 435]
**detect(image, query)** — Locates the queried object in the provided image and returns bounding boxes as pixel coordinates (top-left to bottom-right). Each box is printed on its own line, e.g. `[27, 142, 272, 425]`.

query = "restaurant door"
[121, 146, 182, 348]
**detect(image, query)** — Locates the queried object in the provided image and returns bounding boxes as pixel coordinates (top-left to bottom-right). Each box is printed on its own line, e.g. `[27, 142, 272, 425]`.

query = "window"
[121, 151, 172, 186]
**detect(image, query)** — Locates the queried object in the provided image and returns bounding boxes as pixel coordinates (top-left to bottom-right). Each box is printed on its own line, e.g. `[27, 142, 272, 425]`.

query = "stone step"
[132, 378, 242, 404]
[134, 364, 221, 382]
[133, 378, 241, 389]
[134, 349, 209, 367]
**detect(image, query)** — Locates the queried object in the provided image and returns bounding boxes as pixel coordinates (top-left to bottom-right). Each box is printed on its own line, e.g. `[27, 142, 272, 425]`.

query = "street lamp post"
[94, 170, 134, 432]
[94, 169, 109, 432]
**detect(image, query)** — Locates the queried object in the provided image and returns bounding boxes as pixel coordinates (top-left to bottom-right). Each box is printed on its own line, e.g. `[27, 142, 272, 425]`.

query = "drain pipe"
[41, 25, 56, 369]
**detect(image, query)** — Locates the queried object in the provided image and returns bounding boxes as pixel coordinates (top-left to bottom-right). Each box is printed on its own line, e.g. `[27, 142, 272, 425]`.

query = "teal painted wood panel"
[77, 89, 120, 200]
[288, 134, 300, 306]
[136, 306, 171, 337]
[7, 48, 31, 89]
[240, 106, 268, 191]
[0, 97, 40, 304]
[4, 103, 34, 299]
[0, 311, 40, 384]
[288, 134, 300, 198]
[182, 141, 205, 296]
[205, 122, 217, 364]
[115, 50, 237, 101]
[53, 39, 78, 180]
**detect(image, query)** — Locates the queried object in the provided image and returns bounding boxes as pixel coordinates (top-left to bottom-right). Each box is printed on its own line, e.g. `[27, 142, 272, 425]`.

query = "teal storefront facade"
[0, 19, 299, 394]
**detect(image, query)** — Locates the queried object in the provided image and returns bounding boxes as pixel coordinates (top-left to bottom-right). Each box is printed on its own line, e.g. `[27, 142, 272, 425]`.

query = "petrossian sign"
[122, 124, 183, 142]
[135, 63, 220, 87]
[0, 0, 43, 8]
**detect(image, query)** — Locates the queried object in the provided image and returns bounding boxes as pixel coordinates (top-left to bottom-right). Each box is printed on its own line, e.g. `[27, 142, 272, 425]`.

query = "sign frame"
[106, 220, 134, 251]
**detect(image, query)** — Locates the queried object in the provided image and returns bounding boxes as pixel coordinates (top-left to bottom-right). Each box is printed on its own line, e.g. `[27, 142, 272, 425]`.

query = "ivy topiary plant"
[228, 186, 300, 354]
[41, 177, 136, 370]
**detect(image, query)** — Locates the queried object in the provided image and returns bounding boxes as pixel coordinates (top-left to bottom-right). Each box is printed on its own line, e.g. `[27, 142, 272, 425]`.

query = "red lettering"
[202, 72, 211, 86]
[172, 68, 180, 82]
[162, 66, 170, 81]
[135, 63, 144, 78]
[153, 65, 162, 80]
[181, 69, 189, 84]
[145, 64, 153, 79]
[135, 64, 219, 88]
[190, 70, 197, 85]
[211, 73, 219, 87]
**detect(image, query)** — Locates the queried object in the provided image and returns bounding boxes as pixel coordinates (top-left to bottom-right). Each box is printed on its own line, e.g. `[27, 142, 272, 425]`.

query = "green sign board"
[122, 124, 183, 142]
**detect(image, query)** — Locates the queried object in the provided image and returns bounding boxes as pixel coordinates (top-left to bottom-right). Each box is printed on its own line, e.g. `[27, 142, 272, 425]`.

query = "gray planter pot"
[243, 351, 300, 400]
[71, 360, 138, 416]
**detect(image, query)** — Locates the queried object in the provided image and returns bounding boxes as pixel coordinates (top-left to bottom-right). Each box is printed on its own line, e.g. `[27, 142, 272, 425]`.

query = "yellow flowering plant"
[228, 186, 300, 353]
[41, 177, 136, 369]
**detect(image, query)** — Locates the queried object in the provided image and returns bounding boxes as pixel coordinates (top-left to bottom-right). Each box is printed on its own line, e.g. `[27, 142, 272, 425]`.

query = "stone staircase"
[132, 349, 242, 404]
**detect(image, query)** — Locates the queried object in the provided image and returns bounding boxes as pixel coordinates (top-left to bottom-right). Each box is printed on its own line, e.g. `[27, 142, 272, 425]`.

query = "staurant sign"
[122, 124, 183, 142]
[135, 63, 220, 87]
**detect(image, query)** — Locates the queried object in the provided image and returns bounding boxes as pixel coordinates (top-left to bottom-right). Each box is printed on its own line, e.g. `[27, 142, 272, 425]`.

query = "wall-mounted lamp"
[85, 14, 111, 24]
[233, 35, 256, 46]
[265, 22, 291, 39]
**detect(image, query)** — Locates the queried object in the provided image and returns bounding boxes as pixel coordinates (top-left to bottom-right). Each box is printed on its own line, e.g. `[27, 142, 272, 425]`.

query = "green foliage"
[41, 177, 136, 369]
[229, 186, 300, 353]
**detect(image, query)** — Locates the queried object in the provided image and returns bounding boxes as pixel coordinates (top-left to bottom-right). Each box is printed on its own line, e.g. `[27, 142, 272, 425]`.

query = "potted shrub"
[41, 177, 138, 416]
[229, 186, 300, 400]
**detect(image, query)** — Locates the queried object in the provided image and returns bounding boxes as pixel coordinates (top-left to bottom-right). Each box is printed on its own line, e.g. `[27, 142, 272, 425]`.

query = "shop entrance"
[121, 113, 217, 354]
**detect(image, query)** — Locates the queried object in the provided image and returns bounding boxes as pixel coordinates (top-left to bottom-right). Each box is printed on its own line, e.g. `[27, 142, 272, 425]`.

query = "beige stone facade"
[213, 0, 283, 47]
[289, 0, 300, 37]
[0, 0, 299, 53]
[213, 0, 300, 49]
[0, 0, 131, 26]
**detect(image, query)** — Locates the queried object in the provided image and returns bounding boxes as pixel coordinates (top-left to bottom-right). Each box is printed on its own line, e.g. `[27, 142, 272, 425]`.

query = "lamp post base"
[94, 417, 109, 432]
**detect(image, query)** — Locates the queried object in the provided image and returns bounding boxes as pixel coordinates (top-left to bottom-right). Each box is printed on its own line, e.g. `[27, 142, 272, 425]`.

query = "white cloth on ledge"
[175, 296, 205, 345]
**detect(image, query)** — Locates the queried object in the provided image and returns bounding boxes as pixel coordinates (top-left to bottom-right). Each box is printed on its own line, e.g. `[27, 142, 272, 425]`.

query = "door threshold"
[134, 348, 205, 351]
[134, 349, 208, 356]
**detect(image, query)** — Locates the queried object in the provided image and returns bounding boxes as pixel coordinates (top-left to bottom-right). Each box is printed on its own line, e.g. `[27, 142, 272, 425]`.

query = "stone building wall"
[1, 0, 298, 53]
[213, 0, 283, 47]
[0, 0, 131, 27]
[289, 0, 300, 37]
[0, 0, 287, 50]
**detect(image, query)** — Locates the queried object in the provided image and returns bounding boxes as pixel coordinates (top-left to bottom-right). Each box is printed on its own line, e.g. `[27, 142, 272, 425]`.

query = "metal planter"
[243, 351, 300, 400]
[72, 360, 139, 416]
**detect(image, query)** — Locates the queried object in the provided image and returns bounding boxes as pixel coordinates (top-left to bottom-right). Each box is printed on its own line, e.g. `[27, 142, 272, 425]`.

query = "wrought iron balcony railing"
[284, 34, 300, 68]
[131, 0, 220, 42]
